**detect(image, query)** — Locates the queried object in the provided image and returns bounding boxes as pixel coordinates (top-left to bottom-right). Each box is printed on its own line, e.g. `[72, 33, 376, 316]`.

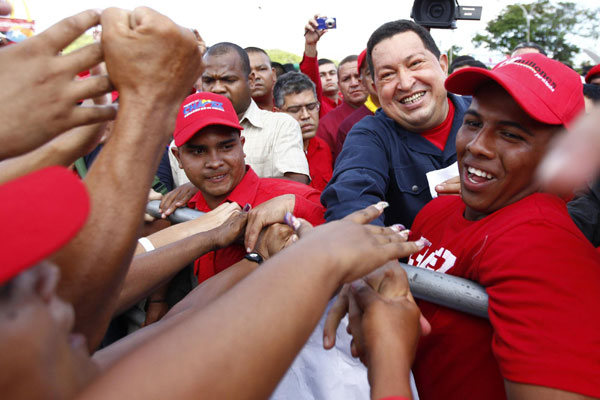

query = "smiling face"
[280, 89, 320, 142]
[372, 31, 449, 132]
[319, 63, 339, 96]
[457, 83, 560, 221]
[175, 126, 246, 209]
[247, 51, 276, 100]
[201, 51, 252, 117]
[0, 262, 97, 399]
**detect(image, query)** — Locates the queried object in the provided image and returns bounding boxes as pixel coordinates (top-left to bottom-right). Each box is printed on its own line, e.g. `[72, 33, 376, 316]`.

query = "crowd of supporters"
[2, 2, 600, 399]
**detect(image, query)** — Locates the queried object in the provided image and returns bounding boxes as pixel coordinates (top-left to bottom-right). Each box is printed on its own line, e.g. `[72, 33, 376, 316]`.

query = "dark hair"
[511, 42, 547, 56]
[271, 61, 285, 77]
[206, 42, 251, 77]
[244, 46, 272, 66]
[367, 19, 441, 79]
[283, 63, 298, 73]
[273, 72, 316, 108]
[584, 83, 600, 104]
[318, 58, 335, 66]
[449, 55, 488, 74]
[339, 54, 358, 68]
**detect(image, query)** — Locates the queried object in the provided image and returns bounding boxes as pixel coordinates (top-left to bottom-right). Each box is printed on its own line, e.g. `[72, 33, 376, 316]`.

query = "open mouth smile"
[466, 166, 494, 184]
[400, 91, 426, 104]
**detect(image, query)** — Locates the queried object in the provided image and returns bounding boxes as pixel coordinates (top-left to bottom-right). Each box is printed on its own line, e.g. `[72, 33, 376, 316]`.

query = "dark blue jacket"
[321, 94, 471, 227]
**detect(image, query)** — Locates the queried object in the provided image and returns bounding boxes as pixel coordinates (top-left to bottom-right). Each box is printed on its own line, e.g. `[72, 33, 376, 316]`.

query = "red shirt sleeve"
[300, 53, 324, 104]
[293, 191, 325, 226]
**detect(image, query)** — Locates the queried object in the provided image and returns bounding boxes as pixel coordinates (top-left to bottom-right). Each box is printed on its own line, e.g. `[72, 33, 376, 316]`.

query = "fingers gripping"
[323, 285, 350, 349]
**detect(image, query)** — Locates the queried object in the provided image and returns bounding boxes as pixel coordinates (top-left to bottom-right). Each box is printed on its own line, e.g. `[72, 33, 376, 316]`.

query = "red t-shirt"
[299, 54, 342, 118]
[407, 193, 600, 399]
[419, 98, 455, 151]
[188, 167, 325, 283]
[306, 136, 333, 192]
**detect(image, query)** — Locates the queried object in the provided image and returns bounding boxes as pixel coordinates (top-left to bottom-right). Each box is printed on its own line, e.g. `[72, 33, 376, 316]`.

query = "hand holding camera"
[304, 14, 336, 46]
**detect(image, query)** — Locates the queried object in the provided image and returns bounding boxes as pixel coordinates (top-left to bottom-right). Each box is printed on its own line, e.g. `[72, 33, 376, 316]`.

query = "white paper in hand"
[426, 161, 459, 199]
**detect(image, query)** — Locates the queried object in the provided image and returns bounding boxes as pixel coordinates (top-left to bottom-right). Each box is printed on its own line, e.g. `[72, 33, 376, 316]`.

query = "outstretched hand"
[285, 202, 425, 284]
[0, 10, 116, 160]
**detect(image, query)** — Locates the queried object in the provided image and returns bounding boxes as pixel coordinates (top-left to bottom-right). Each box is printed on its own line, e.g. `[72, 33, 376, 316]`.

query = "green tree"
[446, 45, 464, 65]
[472, 0, 599, 64]
[266, 49, 302, 65]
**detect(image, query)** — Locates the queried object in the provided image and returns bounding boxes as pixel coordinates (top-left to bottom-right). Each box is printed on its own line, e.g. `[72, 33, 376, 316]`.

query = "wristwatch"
[244, 252, 264, 265]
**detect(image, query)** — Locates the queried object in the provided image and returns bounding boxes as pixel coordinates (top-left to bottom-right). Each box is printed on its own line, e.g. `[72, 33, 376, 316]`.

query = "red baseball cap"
[0, 167, 90, 284]
[446, 53, 584, 128]
[173, 92, 243, 147]
[585, 64, 600, 84]
[357, 49, 367, 75]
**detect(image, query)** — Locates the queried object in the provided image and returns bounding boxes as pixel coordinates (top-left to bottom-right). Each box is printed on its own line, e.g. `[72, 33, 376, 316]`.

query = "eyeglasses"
[283, 101, 320, 115]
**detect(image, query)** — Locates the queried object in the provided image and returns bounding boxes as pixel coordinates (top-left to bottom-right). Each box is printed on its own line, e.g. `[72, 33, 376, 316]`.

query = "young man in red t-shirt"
[274, 71, 333, 191]
[327, 53, 600, 399]
[172, 92, 325, 283]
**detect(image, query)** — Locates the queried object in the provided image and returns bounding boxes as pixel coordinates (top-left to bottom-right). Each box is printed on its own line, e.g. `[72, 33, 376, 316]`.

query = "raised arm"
[51, 6, 202, 351]
[300, 14, 326, 104]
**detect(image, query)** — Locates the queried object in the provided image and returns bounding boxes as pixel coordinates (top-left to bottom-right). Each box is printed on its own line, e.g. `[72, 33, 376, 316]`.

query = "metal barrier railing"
[146, 200, 489, 319]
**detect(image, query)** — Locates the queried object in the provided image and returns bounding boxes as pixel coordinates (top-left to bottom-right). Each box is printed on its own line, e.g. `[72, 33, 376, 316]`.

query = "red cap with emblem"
[446, 53, 584, 128]
[173, 92, 243, 147]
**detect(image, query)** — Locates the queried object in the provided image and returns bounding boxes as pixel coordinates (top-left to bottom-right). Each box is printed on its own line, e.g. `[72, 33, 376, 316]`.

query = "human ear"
[172, 146, 183, 169]
[439, 53, 449, 75]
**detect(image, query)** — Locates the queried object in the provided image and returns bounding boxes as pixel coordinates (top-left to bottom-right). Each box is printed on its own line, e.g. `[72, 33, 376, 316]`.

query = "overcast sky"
[10, 0, 600, 66]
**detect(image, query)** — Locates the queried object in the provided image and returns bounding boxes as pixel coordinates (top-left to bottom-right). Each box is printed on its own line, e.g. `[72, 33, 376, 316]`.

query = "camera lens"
[428, 4, 445, 18]
[325, 18, 335, 28]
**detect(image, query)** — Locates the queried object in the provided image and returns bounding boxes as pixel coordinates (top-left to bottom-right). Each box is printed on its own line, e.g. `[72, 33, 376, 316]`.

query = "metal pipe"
[146, 200, 205, 224]
[400, 264, 488, 319]
[145, 201, 489, 318]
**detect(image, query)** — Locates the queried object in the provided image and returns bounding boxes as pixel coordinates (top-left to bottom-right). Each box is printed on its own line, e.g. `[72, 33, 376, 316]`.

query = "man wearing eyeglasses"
[274, 72, 333, 191]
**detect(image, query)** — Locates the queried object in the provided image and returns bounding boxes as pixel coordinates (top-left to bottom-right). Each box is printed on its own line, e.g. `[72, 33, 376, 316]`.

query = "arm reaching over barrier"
[51, 6, 203, 351]
[84, 203, 423, 399]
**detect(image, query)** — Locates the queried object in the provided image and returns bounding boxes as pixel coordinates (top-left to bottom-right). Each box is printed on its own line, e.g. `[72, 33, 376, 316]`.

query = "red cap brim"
[0, 167, 90, 283]
[586, 64, 600, 84]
